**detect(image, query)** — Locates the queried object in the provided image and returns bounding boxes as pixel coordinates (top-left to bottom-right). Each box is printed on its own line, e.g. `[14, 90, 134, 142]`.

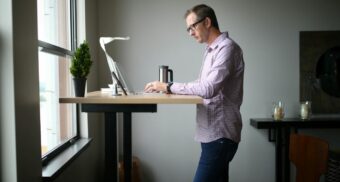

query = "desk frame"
[82, 104, 157, 182]
[60, 91, 202, 182]
[250, 118, 340, 182]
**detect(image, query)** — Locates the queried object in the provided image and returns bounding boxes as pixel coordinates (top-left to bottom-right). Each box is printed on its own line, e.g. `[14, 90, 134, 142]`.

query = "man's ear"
[204, 17, 212, 28]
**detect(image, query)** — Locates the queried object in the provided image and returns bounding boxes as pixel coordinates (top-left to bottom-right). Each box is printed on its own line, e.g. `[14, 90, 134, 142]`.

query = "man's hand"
[144, 81, 167, 93]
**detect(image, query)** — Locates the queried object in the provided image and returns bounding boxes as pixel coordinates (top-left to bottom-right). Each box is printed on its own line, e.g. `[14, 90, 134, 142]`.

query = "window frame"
[38, 0, 80, 166]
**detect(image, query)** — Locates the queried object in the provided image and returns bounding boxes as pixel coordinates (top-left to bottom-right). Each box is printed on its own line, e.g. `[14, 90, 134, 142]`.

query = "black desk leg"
[275, 128, 282, 182]
[123, 112, 132, 182]
[105, 112, 118, 182]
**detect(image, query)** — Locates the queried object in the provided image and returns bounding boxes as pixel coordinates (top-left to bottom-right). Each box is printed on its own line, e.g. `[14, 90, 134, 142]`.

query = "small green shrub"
[70, 40, 92, 78]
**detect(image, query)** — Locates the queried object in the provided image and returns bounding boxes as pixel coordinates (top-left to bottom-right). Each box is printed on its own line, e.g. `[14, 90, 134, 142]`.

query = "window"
[37, 0, 78, 164]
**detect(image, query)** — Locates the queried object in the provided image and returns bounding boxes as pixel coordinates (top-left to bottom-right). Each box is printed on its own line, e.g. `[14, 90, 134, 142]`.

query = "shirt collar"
[206, 32, 229, 52]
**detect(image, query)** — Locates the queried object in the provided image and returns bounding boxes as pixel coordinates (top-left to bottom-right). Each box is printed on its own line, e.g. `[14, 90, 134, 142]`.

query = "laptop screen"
[111, 71, 128, 96]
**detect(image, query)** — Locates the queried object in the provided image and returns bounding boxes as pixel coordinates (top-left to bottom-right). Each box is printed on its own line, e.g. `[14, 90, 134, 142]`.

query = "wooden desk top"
[59, 91, 203, 104]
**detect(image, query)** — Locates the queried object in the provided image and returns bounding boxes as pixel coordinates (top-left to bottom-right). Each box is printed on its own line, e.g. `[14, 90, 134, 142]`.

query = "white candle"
[300, 103, 309, 119]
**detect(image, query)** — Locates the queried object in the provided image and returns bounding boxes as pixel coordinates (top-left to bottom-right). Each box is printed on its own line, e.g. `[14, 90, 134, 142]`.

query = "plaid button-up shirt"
[171, 32, 244, 143]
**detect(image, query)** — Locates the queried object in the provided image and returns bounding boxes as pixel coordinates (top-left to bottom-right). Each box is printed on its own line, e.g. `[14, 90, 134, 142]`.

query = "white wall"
[0, 0, 42, 181]
[1, 0, 105, 181]
[97, 0, 340, 182]
[0, 0, 17, 181]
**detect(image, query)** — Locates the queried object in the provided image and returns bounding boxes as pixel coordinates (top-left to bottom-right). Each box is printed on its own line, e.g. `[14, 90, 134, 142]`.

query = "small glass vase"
[273, 101, 285, 121]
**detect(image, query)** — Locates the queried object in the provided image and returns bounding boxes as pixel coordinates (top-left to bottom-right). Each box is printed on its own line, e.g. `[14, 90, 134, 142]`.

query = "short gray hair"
[184, 4, 219, 30]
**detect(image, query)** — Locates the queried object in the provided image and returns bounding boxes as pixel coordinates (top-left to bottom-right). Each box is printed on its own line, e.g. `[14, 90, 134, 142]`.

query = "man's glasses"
[186, 17, 206, 33]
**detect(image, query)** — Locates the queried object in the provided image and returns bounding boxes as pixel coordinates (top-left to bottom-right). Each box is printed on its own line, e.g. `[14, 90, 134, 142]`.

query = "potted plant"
[70, 40, 92, 97]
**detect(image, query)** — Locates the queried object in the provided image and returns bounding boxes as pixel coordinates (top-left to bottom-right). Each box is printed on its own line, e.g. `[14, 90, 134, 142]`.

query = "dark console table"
[250, 118, 340, 182]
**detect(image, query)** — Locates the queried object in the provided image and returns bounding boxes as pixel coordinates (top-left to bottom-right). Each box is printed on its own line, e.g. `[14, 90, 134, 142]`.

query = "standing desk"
[250, 118, 340, 182]
[60, 91, 203, 182]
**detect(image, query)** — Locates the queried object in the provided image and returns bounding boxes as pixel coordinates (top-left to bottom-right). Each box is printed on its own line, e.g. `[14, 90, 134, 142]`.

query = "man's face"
[186, 13, 207, 43]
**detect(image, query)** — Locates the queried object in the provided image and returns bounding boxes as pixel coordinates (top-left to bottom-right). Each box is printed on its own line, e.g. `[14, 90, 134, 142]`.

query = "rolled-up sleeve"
[171, 43, 237, 99]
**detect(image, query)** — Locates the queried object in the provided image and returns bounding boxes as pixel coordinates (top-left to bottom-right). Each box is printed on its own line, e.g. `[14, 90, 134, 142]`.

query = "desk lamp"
[99, 36, 130, 92]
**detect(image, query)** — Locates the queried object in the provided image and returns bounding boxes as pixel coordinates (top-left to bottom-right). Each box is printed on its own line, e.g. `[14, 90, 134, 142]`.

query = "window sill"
[42, 138, 92, 181]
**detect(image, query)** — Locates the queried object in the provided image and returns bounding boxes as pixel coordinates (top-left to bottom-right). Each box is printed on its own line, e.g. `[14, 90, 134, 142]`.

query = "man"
[144, 4, 244, 182]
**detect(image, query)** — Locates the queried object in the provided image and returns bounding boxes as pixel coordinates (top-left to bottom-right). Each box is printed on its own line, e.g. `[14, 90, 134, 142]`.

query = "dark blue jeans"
[193, 138, 238, 182]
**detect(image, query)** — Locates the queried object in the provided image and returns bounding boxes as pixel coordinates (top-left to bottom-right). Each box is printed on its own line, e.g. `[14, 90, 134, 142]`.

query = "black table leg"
[275, 127, 291, 182]
[123, 112, 132, 182]
[283, 127, 291, 182]
[81, 104, 157, 182]
[105, 112, 118, 182]
[275, 128, 282, 182]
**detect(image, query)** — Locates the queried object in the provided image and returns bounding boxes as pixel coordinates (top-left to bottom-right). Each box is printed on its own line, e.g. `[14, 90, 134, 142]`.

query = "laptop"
[111, 71, 128, 95]
[111, 71, 164, 96]
[100, 36, 162, 96]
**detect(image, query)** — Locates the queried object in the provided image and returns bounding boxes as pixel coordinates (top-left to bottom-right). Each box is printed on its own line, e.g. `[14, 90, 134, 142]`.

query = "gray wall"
[97, 0, 340, 182]
[1, 0, 340, 181]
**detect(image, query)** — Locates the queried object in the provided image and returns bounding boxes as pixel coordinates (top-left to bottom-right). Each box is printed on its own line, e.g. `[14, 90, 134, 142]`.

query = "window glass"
[39, 52, 76, 156]
[37, 0, 77, 157]
[37, 0, 71, 50]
